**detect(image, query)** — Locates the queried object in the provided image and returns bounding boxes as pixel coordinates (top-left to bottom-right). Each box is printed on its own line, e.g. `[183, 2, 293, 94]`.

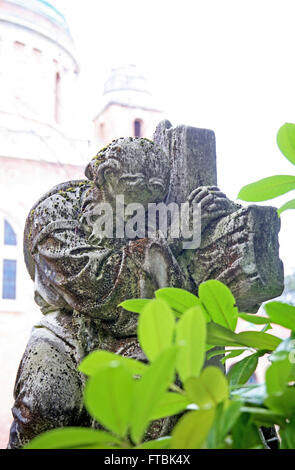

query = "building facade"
[0, 0, 86, 447]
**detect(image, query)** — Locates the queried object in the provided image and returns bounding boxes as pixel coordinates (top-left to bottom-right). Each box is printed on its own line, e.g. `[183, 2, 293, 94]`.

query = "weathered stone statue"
[8, 121, 284, 448]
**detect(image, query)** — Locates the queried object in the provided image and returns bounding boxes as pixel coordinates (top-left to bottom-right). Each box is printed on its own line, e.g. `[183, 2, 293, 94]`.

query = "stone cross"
[154, 120, 284, 313]
[8, 121, 284, 448]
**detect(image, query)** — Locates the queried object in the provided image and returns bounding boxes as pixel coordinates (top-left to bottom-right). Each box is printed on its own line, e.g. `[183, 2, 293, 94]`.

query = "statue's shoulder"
[24, 180, 94, 280]
[30, 180, 93, 210]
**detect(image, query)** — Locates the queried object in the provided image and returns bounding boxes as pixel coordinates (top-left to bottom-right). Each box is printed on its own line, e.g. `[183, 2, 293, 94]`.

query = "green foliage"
[265, 359, 291, 395]
[24, 428, 122, 449]
[236, 331, 281, 350]
[278, 198, 295, 216]
[184, 367, 228, 409]
[237, 175, 295, 202]
[155, 287, 202, 316]
[175, 306, 206, 382]
[220, 349, 248, 364]
[198, 280, 238, 330]
[281, 417, 295, 449]
[136, 437, 172, 449]
[206, 348, 247, 361]
[207, 401, 242, 449]
[277, 122, 295, 165]
[24, 277, 295, 449]
[84, 362, 134, 438]
[130, 347, 178, 444]
[137, 299, 175, 361]
[170, 408, 216, 449]
[231, 413, 263, 449]
[206, 321, 280, 350]
[227, 353, 260, 387]
[118, 298, 152, 314]
[238, 312, 271, 325]
[264, 301, 295, 331]
[238, 122, 295, 216]
[79, 350, 147, 376]
[150, 393, 190, 421]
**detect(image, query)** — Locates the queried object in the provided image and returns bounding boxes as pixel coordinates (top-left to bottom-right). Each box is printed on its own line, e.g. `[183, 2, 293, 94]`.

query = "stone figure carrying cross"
[8, 121, 283, 448]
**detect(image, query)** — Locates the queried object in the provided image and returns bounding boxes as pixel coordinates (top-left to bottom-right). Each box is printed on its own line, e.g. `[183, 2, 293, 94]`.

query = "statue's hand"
[188, 186, 237, 230]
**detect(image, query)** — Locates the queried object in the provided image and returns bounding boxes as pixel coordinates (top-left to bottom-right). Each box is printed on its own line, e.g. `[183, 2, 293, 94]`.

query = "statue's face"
[100, 157, 167, 207]
[87, 138, 170, 209]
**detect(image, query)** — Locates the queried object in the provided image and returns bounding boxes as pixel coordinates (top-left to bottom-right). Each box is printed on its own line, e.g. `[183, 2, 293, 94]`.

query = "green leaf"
[277, 122, 295, 165]
[207, 322, 280, 350]
[265, 387, 295, 416]
[207, 401, 242, 449]
[24, 427, 121, 449]
[260, 323, 272, 333]
[238, 313, 271, 325]
[84, 363, 134, 438]
[236, 331, 281, 351]
[136, 437, 172, 449]
[150, 392, 191, 421]
[79, 350, 147, 376]
[281, 416, 295, 449]
[227, 353, 259, 387]
[206, 349, 227, 360]
[270, 337, 295, 380]
[232, 413, 263, 449]
[130, 347, 177, 444]
[171, 408, 215, 449]
[175, 306, 206, 382]
[220, 349, 248, 364]
[278, 198, 295, 216]
[155, 287, 202, 315]
[266, 358, 292, 395]
[206, 322, 242, 347]
[118, 298, 152, 314]
[219, 401, 242, 438]
[264, 301, 295, 331]
[185, 366, 228, 409]
[138, 299, 175, 361]
[198, 280, 238, 331]
[240, 406, 284, 427]
[237, 175, 295, 202]
[268, 337, 295, 381]
[207, 348, 247, 362]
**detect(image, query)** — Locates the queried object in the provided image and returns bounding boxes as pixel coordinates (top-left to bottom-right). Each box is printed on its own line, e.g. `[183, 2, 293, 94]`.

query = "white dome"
[96, 64, 161, 117]
[0, 0, 76, 61]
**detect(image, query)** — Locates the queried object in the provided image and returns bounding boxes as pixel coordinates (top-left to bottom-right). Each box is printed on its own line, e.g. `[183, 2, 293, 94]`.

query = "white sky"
[58, 0, 295, 274]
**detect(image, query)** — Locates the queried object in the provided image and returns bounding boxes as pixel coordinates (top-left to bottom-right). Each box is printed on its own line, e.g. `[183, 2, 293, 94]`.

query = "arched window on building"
[134, 119, 142, 137]
[0, 217, 18, 302]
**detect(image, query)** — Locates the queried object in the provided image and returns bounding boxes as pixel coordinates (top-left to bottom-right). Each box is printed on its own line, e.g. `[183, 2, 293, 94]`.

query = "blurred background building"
[0, 0, 162, 448]
[93, 63, 162, 146]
